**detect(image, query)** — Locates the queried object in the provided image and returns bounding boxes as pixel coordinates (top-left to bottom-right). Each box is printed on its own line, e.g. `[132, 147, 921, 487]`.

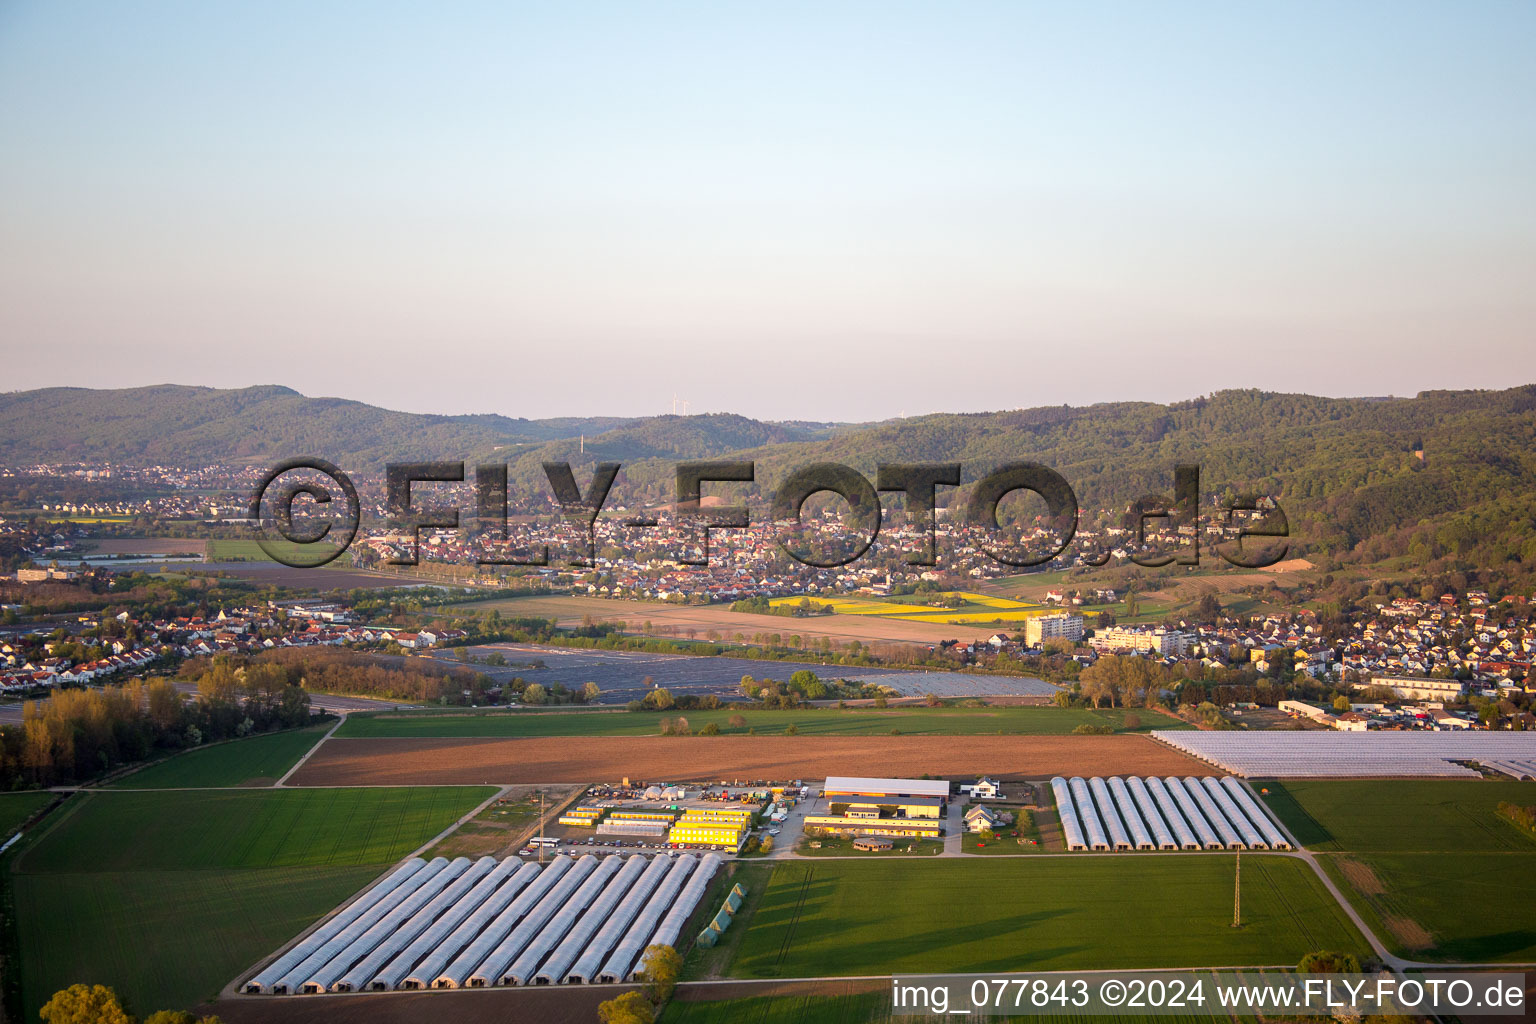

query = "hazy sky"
[2, 2, 1533, 422]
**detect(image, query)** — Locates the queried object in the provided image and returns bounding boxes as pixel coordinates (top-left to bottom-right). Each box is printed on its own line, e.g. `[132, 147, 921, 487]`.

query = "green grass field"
[335, 705, 1182, 738]
[19, 787, 495, 872]
[12, 865, 381, 1019]
[207, 538, 355, 565]
[1258, 779, 1536, 852]
[662, 993, 1225, 1024]
[719, 857, 1366, 978]
[108, 726, 329, 789]
[663, 991, 895, 1024]
[1258, 779, 1536, 962]
[0, 793, 55, 839]
[10, 786, 493, 1018]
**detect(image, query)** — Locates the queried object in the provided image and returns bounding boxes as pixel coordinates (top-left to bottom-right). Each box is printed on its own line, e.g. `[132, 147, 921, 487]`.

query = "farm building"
[823, 776, 950, 802]
[835, 796, 943, 820]
[961, 777, 1002, 799]
[964, 805, 1006, 833]
[666, 809, 751, 850]
[558, 807, 606, 827]
[802, 814, 943, 839]
[853, 836, 894, 851]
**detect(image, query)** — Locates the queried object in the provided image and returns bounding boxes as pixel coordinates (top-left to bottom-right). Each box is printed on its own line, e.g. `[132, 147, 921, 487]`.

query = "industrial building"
[244, 852, 720, 995]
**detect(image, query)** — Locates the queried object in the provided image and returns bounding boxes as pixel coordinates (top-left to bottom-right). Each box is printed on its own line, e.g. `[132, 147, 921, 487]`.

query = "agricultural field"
[663, 992, 1228, 1024]
[767, 591, 1048, 626]
[289, 734, 1216, 787]
[9, 785, 493, 1019]
[109, 725, 329, 788]
[1258, 778, 1536, 961]
[715, 857, 1366, 978]
[0, 793, 55, 839]
[1257, 779, 1536, 852]
[336, 705, 1184, 739]
[208, 538, 348, 563]
[454, 594, 977, 645]
[663, 990, 893, 1024]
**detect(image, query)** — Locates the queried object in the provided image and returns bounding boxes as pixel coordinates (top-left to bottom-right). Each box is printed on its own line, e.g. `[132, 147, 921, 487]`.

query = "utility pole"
[538, 790, 546, 865]
[1232, 851, 1241, 927]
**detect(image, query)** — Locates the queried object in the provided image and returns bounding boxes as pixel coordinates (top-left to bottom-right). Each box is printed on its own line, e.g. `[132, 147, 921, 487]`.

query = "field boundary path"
[277, 715, 346, 787]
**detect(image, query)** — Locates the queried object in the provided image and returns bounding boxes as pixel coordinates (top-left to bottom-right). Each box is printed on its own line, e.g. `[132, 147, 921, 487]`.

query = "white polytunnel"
[502, 855, 624, 985]
[1145, 776, 1202, 850]
[1177, 777, 1244, 850]
[309, 857, 473, 993]
[1106, 777, 1154, 850]
[1126, 776, 1178, 850]
[1050, 776, 1087, 851]
[1088, 776, 1133, 851]
[643, 852, 720, 965]
[376, 856, 524, 991]
[346, 856, 500, 992]
[567, 853, 674, 984]
[536, 854, 648, 985]
[598, 855, 696, 983]
[1068, 777, 1109, 850]
[274, 857, 453, 995]
[466, 854, 600, 987]
[401, 860, 540, 990]
[1220, 776, 1292, 849]
[1199, 777, 1267, 849]
[1163, 776, 1223, 849]
[245, 858, 427, 994]
[435, 856, 575, 989]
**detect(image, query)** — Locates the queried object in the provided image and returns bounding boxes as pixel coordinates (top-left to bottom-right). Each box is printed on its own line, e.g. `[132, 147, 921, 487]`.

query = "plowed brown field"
[287, 734, 1215, 786]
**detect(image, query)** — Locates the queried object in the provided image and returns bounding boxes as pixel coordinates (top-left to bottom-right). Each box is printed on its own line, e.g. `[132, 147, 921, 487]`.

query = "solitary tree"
[727, 713, 747, 729]
[1298, 950, 1361, 974]
[40, 985, 134, 1024]
[638, 944, 683, 1003]
[597, 990, 655, 1024]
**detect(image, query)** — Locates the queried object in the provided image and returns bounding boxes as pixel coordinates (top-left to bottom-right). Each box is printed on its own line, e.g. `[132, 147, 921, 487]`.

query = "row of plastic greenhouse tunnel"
[1151, 730, 1536, 777]
[1050, 776, 1292, 852]
[244, 852, 719, 994]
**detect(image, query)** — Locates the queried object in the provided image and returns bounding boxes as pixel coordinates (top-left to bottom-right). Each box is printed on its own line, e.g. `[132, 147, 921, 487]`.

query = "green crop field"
[718, 857, 1366, 978]
[663, 993, 1226, 1024]
[9, 786, 493, 1019]
[109, 726, 329, 789]
[12, 865, 381, 1019]
[1257, 779, 1536, 961]
[1319, 851, 1536, 962]
[335, 705, 1182, 738]
[18, 787, 496, 872]
[0, 793, 55, 839]
[1257, 778, 1536, 852]
[663, 991, 895, 1024]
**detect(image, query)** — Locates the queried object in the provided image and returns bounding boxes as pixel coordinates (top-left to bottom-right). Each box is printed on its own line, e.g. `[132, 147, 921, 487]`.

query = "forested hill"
[0, 385, 838, 468]
[493, 386, 1536, 566]
[6, 383, 1536, 568]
